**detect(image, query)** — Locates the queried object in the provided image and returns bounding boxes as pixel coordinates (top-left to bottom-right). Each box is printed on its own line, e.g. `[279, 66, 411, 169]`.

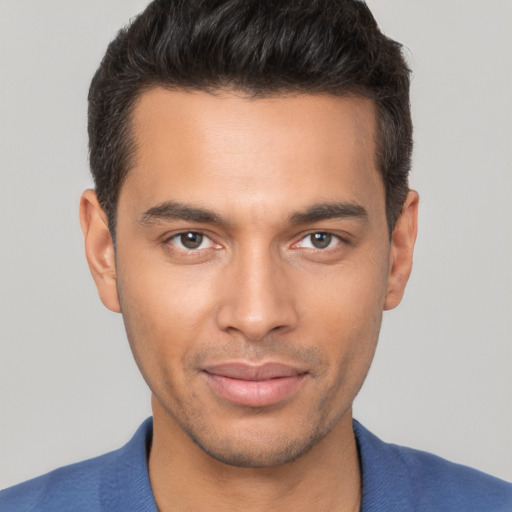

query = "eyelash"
[294, 232, 344, 251]
[163, 230, 346, 253]
[164, 231, 217, 252]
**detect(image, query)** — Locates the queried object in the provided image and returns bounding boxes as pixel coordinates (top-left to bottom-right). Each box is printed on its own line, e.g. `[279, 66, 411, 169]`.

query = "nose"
[215, 247, 298, 342]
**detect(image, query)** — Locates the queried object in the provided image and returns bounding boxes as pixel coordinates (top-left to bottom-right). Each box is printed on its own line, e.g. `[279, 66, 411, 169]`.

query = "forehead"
[121, 87, 384, 223]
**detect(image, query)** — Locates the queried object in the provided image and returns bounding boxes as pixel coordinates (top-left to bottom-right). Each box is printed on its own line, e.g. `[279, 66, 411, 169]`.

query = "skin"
[80, 88, 418, 511]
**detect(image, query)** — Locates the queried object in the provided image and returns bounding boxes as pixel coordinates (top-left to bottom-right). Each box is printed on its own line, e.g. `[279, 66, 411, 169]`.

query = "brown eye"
[165, 231, 219, 256]
[180, 232, 204, 249]
[310, 232, 332, 249]
[295, 232, 341, 251]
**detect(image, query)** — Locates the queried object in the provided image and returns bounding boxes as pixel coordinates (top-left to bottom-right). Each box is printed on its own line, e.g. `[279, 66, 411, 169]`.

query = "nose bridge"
[216, 241, 297, 340]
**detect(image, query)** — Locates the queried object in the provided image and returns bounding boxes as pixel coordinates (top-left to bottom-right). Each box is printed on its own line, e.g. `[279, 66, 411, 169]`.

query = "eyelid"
[292, 231, 348, 250]
[161, 229, 350, 253]
[164, 230, 218, 251]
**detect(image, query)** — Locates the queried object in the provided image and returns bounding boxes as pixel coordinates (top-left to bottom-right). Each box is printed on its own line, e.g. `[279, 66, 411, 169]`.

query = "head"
[81, 0, 418, 468]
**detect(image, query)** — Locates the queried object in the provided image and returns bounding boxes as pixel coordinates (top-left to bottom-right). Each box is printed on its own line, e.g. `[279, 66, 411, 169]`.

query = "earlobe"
[79, 189, 121, 313]
[384, 190, 419, 311]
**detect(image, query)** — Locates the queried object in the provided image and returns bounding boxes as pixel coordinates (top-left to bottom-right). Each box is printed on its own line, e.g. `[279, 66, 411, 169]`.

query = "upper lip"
[203, 362, 306, 380]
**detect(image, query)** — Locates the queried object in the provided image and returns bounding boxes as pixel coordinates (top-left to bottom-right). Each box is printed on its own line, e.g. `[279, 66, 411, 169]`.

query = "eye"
[297, 232, 340, 250]
[167, 231, 215, 251]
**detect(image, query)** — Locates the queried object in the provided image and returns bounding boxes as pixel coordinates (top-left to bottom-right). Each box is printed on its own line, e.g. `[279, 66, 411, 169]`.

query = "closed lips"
[202, 363, 308, 407]
[203, 363, 307, 380]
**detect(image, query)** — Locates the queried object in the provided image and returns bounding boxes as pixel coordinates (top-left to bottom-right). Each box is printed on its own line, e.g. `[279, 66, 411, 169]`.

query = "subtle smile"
[202, 363, 308, 407]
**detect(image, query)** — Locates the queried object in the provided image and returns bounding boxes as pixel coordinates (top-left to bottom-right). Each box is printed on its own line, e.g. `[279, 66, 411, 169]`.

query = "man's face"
[90, 88, 411, 467]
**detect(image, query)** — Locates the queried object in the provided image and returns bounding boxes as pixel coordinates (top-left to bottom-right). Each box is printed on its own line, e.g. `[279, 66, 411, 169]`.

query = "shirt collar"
[100, 417, 158, 511]
[106, 417, 414, 512]
[354, 419, 415, 512]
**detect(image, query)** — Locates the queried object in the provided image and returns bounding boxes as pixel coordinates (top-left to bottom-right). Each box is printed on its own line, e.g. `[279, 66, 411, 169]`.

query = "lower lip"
[204, 372, 307, 407]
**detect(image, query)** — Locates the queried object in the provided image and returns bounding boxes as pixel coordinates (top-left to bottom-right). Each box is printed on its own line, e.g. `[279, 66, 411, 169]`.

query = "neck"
[148, 398, 361, 512]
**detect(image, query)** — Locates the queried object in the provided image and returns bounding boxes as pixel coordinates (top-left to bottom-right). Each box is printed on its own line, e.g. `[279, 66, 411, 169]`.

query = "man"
[1, 0, 510, 510]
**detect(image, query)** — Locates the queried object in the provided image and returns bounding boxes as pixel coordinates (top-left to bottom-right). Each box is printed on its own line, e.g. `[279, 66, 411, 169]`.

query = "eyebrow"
[139, 201, 228, 226]
[288, 202, 368, 224]
[138, 200, 368, 227]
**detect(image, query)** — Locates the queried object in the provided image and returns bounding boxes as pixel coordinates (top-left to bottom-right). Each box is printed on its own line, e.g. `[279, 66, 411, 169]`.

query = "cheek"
[116, 257, 218, 379]
[301, 250, 388, 328]
[300, 253, 388, 375]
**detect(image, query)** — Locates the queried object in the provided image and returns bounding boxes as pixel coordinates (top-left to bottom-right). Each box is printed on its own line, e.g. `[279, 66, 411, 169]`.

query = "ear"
[79, 189, 121, 313]
[384, 190, 419, 311]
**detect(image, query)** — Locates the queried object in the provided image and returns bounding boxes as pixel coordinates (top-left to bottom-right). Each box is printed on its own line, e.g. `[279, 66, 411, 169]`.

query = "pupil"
[181, 232, 203, 249]
[312, 232, 331, 249]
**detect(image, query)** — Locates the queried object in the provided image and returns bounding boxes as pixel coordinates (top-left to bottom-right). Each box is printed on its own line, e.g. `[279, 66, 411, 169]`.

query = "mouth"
[202, 362, 308, 407]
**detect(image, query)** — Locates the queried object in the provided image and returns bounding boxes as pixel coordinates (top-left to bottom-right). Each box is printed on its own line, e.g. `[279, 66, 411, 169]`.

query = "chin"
[190, 431, 320, 468]
[179, 410, 340, 468]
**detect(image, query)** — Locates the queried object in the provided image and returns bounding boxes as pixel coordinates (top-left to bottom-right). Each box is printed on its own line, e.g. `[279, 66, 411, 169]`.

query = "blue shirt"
[1, 418, 511, 511]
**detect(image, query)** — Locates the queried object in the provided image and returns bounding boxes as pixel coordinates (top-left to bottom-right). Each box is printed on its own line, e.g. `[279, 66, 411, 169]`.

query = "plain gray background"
[1, 0, 511, 489]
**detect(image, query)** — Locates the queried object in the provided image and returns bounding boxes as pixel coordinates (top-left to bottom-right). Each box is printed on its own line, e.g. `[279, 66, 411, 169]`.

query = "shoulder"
[0, 418, 156, 512]
[0, 451, 114, 512]
[388, 440, 512, 511]
[353, 420, 512, 512]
